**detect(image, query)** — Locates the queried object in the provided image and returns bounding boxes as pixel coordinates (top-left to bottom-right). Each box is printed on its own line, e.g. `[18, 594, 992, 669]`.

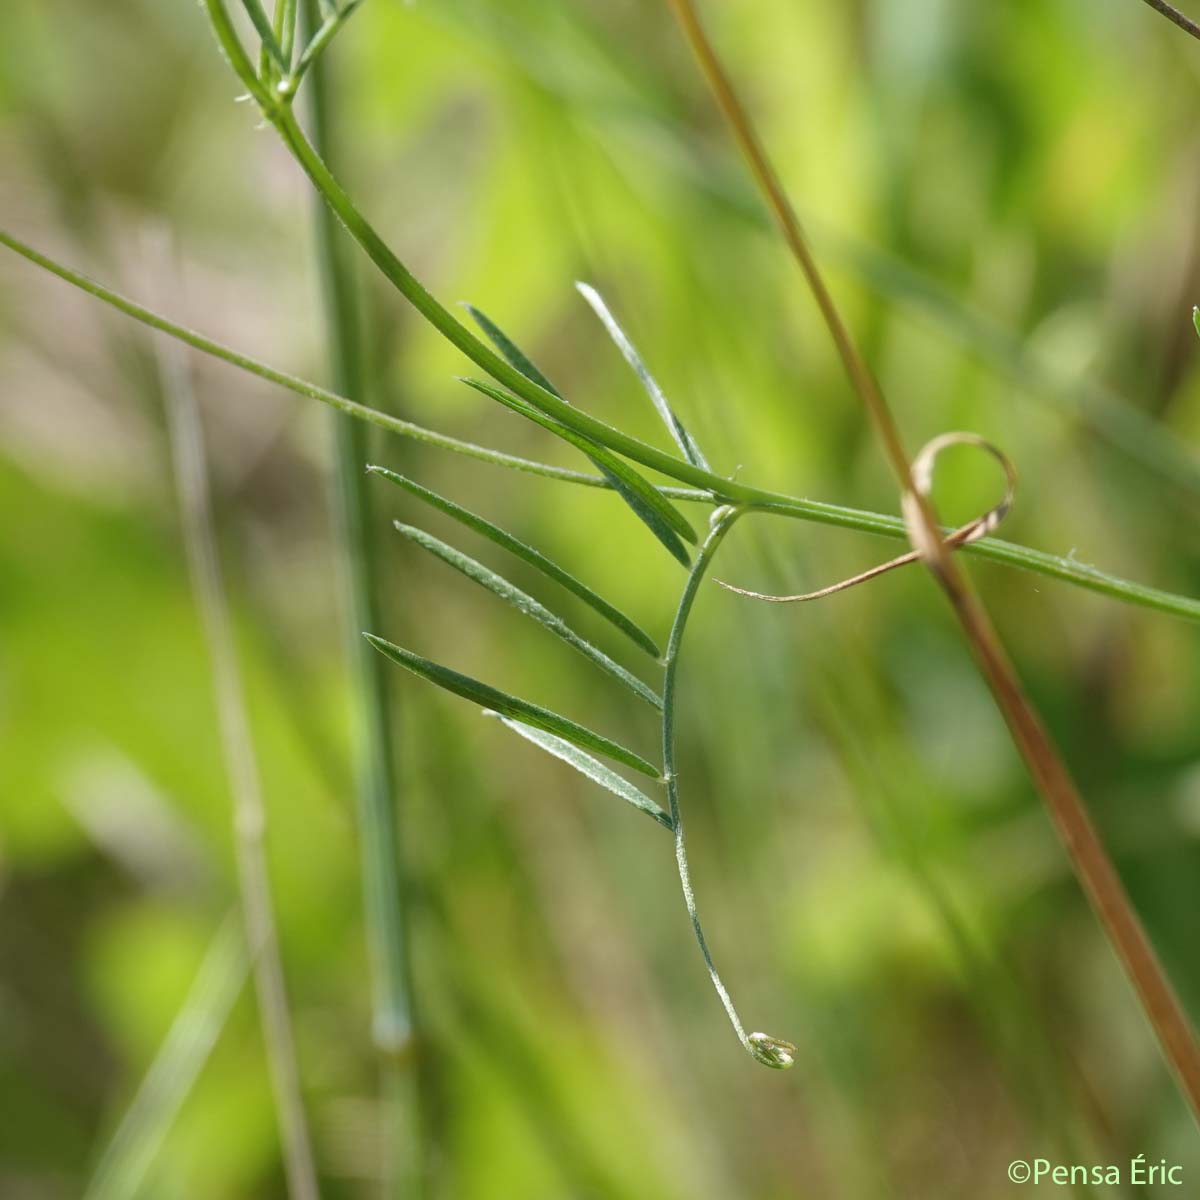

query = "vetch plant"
[3, 0, 1199, 1104]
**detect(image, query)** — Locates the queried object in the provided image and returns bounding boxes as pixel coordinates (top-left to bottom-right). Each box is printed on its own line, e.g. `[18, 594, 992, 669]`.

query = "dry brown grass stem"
[666, 0, 1200, 1122]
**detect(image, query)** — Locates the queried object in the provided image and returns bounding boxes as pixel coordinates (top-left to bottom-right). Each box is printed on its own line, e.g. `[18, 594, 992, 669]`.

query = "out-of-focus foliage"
[2, 1, 1200, 1196]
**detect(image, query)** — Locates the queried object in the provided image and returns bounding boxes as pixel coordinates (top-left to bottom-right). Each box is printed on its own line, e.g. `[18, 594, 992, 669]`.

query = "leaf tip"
[362, 632, 395, 659]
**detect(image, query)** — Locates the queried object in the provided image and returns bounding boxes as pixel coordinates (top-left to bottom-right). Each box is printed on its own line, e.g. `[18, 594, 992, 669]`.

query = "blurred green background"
[3, 0, 1200, 1196]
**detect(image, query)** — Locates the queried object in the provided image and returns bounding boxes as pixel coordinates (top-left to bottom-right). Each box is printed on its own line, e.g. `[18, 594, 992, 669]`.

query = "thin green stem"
[4, 226, 1199, 625]
[0, 229, 596, 482]
[266, 104, 741, 494]
[303, 1, 422, 1190]
[662, 506, 795, 1069]
[204, 0, 273, 105]
[287, 0, 363, 94]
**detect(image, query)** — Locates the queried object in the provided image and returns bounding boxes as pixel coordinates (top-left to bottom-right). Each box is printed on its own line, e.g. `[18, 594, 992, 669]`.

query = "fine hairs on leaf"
[393, 522, 663, 710]
[486, 714, 673, 830]
[575, 282, 711, 472]
[363, 634, 660, 778]
[368, 466, 661, 657]
[464, 303, 702, 564]
[459, 376, 698, 563]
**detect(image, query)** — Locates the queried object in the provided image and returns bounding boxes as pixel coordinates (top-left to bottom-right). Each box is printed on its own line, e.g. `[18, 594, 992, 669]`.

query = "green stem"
[260, 105, 1200, 627]
[302, 2, 422, 1189]
[0, 229, 593, 481]
[287, 0, 363, 93]
[266, 102, 749, 493]
[204, 0, 272, 104]
[4, 225, 1198, 626]
[661, 506, 795, 1069]
[4, 225, 1197, 626]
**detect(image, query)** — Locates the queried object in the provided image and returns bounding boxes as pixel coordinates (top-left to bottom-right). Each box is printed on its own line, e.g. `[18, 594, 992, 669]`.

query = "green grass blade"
[364, 634, 660, 777]
[460, 377, 697, 562]
[465, 306, 699, 564]
[367, 466, 661, 657]
[395, 523, 662, 709]
[85, 915, 249, 1200]
[487, 714, 673, 829]
[300, 8, 419, 1188]
[576, 282, 711, 472]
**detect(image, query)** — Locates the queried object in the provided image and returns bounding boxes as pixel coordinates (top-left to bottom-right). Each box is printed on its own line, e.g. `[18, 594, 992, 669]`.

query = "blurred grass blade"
[576, 282, 711, 471]
[465, 304, 559, 396]
[85, 915, 248, 1200]
[364, 634, 660, 777]
[487, 713, 673, 829]
[825, 231, 1200, 501]
[465, 306, 699, 563]
[300, 7, 419, 1190]
[367, 467, 661, 657]
[460, 377, 696, 563]
[395, 523, 662, 709]
[159, 292, 320, 1200]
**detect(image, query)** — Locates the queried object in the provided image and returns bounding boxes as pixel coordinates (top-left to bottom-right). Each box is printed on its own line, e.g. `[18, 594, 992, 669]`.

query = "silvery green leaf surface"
[364, 634, 660, 777]
[487, 714, 672, 829]
[369, 466, 661, 657]
[464, 307, 697, 565]
[394, 523, 662, 709]
[576, 282, 710, 472]
[461, 376, 696, 564]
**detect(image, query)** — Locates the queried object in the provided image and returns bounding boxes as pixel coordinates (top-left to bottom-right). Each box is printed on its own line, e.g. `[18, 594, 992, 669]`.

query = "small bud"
[748, 1032, 796, 1070]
